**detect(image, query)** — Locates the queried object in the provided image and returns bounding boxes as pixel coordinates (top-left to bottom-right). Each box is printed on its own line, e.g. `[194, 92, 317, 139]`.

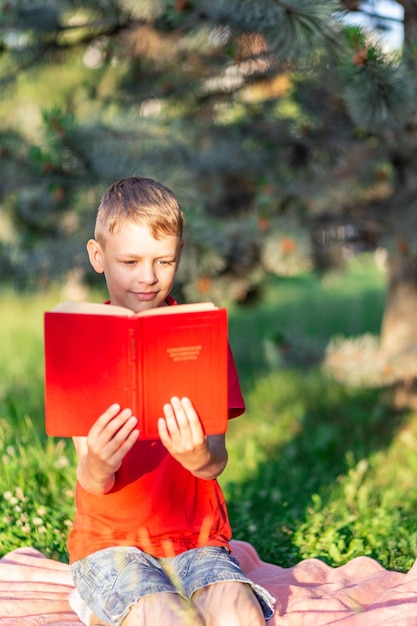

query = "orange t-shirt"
[68, 298, 245, 563]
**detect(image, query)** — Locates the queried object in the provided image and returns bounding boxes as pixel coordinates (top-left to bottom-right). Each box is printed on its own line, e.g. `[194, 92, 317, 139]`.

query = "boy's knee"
[217, 596, 265, 626]
[193, 581, 266, 626]
[124, 592, 205, 626]
[219, 608, 265, 626]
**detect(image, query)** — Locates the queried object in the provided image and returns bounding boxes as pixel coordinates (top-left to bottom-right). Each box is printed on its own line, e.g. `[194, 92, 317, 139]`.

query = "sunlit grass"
[0, 416, 75, 561]
[0, 288, 59, 429]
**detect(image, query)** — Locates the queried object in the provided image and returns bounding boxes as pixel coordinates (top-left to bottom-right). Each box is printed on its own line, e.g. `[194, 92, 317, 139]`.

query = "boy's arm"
[73, 404, 139, 495]
[158, 396, 228, 480]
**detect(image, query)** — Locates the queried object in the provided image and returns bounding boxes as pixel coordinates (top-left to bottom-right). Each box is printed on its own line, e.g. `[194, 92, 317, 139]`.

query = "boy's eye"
[124, 260, 136, 265]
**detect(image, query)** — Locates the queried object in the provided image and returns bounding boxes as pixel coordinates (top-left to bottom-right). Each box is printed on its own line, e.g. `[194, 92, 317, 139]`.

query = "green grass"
[0, 416, 75, 561]
[0, 288, 76, 561]
[221, 371, 417, 571]
[228, 253, 386, 387]
[2, 254, 417, 572]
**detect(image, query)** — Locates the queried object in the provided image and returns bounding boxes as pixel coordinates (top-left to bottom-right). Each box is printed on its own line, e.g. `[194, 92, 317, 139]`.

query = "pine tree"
[1, 1, 417, 378]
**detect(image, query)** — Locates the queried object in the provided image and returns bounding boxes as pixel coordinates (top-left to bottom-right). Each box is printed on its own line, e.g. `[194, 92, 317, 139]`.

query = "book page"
[137, 302, 217, 317]
[51, 301, 134, 316]
[51, 301, 217, 317]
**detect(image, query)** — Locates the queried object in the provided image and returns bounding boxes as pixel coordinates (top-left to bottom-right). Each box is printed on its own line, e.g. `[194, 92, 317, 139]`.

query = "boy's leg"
[193, 581, 266, 626]
[122, 591, 205, 626]
[174, 546, 275, 624]
[89, 615, 110, 626]
[72, 547, 202, 626]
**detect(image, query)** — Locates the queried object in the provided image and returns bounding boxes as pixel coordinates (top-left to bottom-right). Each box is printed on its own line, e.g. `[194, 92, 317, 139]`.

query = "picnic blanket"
[2, 540, 417, 625]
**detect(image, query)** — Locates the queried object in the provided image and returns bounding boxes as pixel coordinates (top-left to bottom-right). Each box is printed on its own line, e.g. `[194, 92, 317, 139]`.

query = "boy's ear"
[86, 239, 105, 274]
[175, 240, 184, 271]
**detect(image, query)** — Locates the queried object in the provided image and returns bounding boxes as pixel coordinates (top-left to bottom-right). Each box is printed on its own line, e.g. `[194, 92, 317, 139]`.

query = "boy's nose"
[136, 263, 157, 284]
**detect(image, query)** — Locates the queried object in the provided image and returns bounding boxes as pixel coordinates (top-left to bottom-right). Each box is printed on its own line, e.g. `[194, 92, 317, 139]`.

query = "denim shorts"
[71, 545, 275, 625]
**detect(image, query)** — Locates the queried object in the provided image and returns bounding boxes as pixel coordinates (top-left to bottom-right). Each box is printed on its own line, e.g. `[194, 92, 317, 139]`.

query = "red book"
[44, 301, 228, 439]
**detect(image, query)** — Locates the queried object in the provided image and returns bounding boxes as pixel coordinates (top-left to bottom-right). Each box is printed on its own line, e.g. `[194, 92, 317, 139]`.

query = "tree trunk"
[397, 0, 417, 45]
[380, 252, 417, 410]
[380, 253, 417, 359]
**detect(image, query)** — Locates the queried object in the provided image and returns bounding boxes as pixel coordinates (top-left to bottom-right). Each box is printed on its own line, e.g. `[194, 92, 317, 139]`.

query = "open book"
[44, 301, 228, 438]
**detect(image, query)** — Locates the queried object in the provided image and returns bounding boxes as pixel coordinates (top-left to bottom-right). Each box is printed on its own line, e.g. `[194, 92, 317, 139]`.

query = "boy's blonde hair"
[94, 177, 184, 244]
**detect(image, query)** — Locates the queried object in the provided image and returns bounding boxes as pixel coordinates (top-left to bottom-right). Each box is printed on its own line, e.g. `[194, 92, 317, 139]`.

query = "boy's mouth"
[131, 291, 158, 301]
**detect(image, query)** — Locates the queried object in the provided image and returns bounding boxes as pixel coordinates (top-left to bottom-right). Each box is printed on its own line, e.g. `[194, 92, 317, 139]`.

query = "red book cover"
[44, 302, 228, 439]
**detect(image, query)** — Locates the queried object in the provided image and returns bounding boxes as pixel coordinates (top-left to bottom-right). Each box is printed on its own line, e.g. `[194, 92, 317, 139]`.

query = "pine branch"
[341, 42, 415, 132]
[201, 0, 345, 60]
[0, 4, 132, 86]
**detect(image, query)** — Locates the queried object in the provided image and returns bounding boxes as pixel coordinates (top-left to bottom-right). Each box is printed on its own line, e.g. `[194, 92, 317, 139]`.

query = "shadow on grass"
[223, 368, 409, 570]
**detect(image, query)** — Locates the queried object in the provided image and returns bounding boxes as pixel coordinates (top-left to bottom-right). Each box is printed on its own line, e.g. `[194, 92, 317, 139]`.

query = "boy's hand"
[158, 397, 228, 480]
[74, 404, 139, 494]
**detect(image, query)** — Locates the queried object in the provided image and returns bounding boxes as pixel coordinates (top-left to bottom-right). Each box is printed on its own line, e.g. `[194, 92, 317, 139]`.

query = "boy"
[68, 177, 275, 625]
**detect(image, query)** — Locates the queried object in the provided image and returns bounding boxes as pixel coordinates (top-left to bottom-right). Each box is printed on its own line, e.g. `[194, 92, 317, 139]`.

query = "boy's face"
[87, 222, 183, 313]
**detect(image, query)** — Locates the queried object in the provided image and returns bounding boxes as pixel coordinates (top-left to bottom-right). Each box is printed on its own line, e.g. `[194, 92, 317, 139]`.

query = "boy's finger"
[89, 404, 133, 439]
[162, 401, 182, 435]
